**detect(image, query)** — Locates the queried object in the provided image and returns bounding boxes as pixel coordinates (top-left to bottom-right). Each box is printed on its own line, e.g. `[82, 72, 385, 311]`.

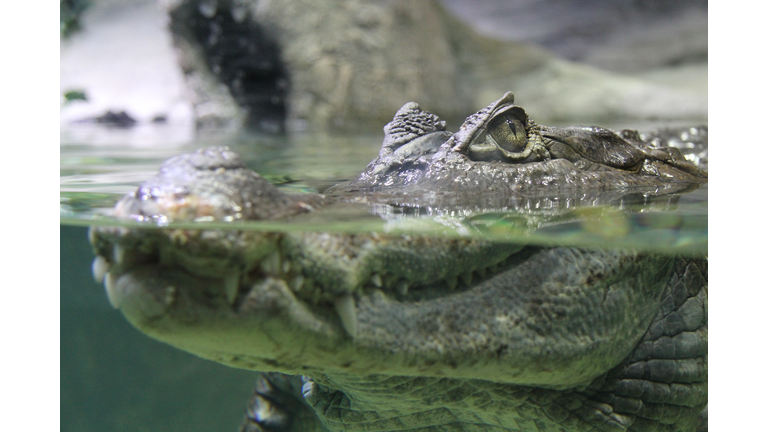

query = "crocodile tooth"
[461, 271, 473, 286]
[334, 294, 357, 338]
[224, 271, 240, 305]
[113, 244, 125, 265]
[104, 272, 121, 309]
[282, 260, 291, 273]
[446, 276, 457, 290]
[396, 281, 409, 295]
[370, 274, 382, 288]
[92, 256, 111, 284]
[290, 275, 305, 292]
[164, 285, 177, 306]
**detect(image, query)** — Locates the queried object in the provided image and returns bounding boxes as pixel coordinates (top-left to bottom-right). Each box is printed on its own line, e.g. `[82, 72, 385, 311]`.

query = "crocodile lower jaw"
[91, 223, 528, 326]
[88, 225, 528, 364]
[88, 225, 662, 387]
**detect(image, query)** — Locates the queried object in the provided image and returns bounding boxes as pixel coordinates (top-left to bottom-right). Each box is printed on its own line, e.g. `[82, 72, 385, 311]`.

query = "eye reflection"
[487, 112, 528, 154]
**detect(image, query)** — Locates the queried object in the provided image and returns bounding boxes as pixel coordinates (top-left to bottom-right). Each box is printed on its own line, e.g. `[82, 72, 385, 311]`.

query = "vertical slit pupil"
[489, 113, 526, 153]
[506, 119, 517, 136]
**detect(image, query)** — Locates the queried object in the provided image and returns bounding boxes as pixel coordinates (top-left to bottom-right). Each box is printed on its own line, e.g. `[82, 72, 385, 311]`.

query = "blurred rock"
[165, 0, 706, 132]
[61, 0, 91, 38]
[95, 110, 137, 127]
[61, 0, 707, 134]
[74, 110, 138, 128]
[441, 0, 707, 73]
[60, 0, 195, 133]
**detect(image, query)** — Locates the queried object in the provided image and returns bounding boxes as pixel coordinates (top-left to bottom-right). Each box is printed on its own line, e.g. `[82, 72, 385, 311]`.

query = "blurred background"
[60, 0, 707, 137]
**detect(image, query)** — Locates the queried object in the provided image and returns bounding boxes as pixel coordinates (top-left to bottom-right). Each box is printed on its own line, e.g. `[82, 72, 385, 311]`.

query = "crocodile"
[88, 92, 708, 432]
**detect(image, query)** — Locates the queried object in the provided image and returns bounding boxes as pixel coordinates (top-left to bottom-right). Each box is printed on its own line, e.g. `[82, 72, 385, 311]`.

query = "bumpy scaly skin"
[89, 93, 707, 432]
[238, 256, 706, 432]
[340, 92, 706, 203]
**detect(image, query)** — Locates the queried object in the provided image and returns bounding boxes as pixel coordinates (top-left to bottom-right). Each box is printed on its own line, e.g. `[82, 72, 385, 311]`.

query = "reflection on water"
[61, 128, 383, 217]
[61, 127, 707, 256]
[60, 125, 707, 431]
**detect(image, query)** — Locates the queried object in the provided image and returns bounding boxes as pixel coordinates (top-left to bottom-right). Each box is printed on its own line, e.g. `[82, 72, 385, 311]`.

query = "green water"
[61, 225, 259, 431]
[60, 126, 707, 431]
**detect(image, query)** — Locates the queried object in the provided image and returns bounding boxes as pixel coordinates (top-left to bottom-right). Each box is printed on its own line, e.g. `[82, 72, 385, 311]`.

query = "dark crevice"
[170, 0, 289, 133]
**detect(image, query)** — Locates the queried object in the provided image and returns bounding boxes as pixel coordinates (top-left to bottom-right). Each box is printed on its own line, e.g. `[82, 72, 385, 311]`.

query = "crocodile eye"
[466, 105, 535, 162]
[487, 112, 528, 154]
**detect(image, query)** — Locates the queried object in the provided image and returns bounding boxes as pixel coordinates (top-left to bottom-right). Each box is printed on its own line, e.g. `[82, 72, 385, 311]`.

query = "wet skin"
[89, 92, 707, 432]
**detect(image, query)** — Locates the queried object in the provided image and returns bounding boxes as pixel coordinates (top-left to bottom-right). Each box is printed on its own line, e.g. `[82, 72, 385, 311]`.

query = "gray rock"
[164, 0, 707, 132]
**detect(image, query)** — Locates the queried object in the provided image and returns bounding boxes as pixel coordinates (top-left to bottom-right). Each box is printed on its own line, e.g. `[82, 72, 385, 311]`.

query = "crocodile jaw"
[90, 224, 671, 388]
[87, 143, 672, 387]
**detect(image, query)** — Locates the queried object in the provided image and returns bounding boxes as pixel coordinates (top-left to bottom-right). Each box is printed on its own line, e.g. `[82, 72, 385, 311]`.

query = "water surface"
[61, 126, 707, 255]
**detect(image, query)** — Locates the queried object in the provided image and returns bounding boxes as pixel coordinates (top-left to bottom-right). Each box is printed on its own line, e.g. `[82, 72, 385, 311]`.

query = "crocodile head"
[88, 94, 707, 432]
[341, 91, 706, 201]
